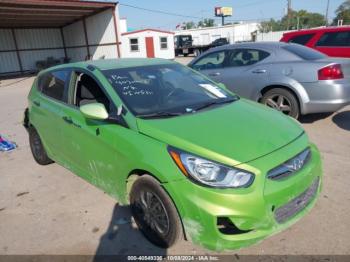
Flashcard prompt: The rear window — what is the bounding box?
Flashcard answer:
[316,31,350,47]
[288,33,315,45]
[282,44,326,60]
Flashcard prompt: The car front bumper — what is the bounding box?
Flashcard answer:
[163,140,323,251]
[301,79,350,114]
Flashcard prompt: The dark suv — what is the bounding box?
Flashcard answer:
[280,26,350,58]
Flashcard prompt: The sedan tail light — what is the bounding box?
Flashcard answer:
[318,64,344,80]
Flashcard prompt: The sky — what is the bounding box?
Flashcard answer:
[113,0,345,30]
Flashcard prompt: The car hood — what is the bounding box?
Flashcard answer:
[136,100,304,166]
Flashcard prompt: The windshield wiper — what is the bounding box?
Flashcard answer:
[137,111,183,119]
[193,97,238,112]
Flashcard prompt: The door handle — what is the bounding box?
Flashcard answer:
[33,101,40,107]
[208,72,221,76]
[252,69,267,74]
[62,116,73,124]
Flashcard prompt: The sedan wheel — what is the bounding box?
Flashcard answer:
[265,95,292,114]
[261,88,300,119]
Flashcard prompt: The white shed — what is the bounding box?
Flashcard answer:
[0,0,122,77]
[121,29,175,59]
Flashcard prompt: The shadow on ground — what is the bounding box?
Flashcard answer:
[332,110,350,131]
[299,112,333,124]
[94,204,166,261]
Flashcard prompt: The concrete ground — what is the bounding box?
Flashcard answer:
[0,60,350,256]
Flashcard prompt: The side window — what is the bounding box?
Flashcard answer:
[316,31,350,47]
[129,38,139,51]
[288,34,315,45]
[191,51,226,71]
[160,37,168,49]
[73,72,112,113]
[39,70,70,102]
[227,49,270,67]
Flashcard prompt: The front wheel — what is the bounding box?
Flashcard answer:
[130,175,183,248]
[261,88,300,119]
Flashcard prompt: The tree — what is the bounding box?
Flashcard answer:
[258,10,326,32]
[184,21,195,29]
[258,19,284,32]
[332,0,350,25]
[197,18,215,28]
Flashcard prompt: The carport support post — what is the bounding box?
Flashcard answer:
[11,29,23,74]
[112,6,121,58]
[60,27,68,59]
[82,18,91,59]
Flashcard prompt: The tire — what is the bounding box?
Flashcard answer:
[29,127,53,165]
[183,53,188,57]
[261,88,300,119]
[130,175,182,248]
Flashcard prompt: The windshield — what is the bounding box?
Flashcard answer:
[283,44,326,60]
[103,63,237,118]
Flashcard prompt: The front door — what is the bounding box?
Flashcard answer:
[145,37,155,58]
[59,71,123,195]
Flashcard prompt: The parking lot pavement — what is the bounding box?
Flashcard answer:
[0,74,349,256]
[174,56,193,65]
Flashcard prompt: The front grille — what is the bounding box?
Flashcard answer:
[274,177,319,224]
[267,148,311,180]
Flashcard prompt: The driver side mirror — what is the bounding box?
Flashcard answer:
[80,103,109,120]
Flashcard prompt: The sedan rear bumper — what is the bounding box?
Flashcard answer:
[301,80,350,114]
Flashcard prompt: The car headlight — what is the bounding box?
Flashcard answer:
[168,147,254,188]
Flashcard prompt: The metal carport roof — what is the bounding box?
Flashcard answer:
[0,0,117,28]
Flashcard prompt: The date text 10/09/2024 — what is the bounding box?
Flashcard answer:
[127,255,220,261]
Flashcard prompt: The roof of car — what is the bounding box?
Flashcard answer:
[282,26,350,36]
[43,58,176,73]
[211,41,289,52]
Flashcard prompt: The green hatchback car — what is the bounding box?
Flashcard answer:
[24,58,322,251]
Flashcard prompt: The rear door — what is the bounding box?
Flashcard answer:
[31,69,71,160]
[219,48,271,98]
[314,30,350,58]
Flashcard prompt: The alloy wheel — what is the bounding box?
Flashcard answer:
[134,190,170,236]
[264,94,292,115]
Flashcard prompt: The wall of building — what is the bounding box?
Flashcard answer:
[174,23,259,45]
[121,30,175,59]
[0,7,121,75]
[63,8,120,61]
[0,28,65,74]
[256,30,292,42]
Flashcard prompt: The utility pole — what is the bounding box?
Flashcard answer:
[325,0,330,26]
[286,0,292,30]
[297,16,300,30]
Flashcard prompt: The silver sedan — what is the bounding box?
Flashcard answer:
[188,42,350,118]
